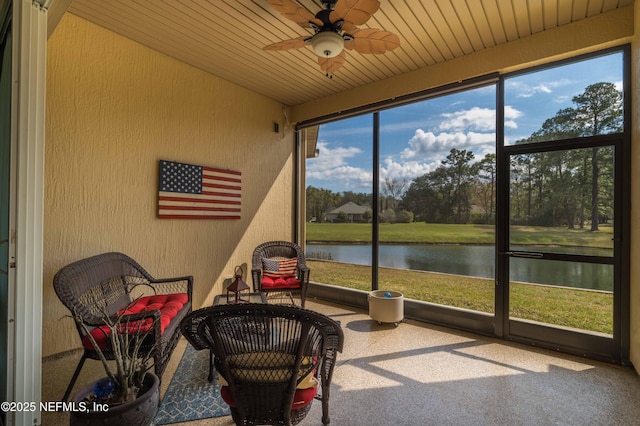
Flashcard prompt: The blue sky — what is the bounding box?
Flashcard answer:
[307,51,624,193]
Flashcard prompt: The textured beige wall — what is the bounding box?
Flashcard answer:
[43,14,295,357]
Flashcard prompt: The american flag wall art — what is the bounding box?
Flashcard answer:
[158,160,242,219]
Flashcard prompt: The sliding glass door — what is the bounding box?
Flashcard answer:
[502,140,621,357]
[499,48,629,360]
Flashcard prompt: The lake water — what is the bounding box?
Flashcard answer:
[306,244,613,291]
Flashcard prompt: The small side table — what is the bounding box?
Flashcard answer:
[207,292,267,381]
[213,292,267,306]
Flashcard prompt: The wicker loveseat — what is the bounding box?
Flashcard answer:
[53,252,193,401]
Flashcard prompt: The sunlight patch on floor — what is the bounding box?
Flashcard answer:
[454,343,596,373]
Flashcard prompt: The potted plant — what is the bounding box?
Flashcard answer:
[69,303,161,426]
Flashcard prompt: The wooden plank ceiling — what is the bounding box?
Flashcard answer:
[65,0,633,107]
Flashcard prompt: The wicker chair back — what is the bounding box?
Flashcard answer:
[181,303,344,426]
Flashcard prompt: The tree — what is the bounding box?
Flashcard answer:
[307,85,621,230]
[381,177,407,210]
[512,82,621,230]
[400,174,434,222]
[396,210,414,223]
[363,209,372,223]
[475,153,496,224]
[530,107,581,141]
[306,186,340,223]
[573,82,623,136]
[336,211,349,223]
[400,148,479,224]
[442,148,476,223]
[380,208,396,224]
[340,191,371,207]
[572,82,622,231]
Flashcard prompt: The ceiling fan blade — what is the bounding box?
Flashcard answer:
[340,21,357,33]
[345,29,400,54]
[263,36,309,51]
[267,0,321,28]
[318,51,346,75]
[332,0,380,27]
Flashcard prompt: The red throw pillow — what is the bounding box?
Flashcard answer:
[262,258,297,279]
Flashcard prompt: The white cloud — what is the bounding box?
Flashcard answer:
[401,129,446,160]
[439,107,496,132]
[553,95,570,104]
[381,120,431,133]
[380,157,435,183]
[400,129,494,161]
[504,105,523,129]
[308,105,506,191]
[507,78,573,98]
[307,141,372,190]
[306,165,372,190]
[437,105,522,131]
[535,83,552,94]
[381,133,495,185]
[614,80,623,92]
[307,142,361,170]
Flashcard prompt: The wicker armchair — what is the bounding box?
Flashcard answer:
[251,241,310,307]
[53,252,193,401]
[181,303,344,426]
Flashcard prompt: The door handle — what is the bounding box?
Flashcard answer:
[504,251,544,258]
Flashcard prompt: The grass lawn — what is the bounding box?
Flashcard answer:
[308,260,613,334]
[306,222,614,334]
[307,222,613,248]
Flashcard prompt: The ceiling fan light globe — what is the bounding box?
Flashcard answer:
[311,31,344,58]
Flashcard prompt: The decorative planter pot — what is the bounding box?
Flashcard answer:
[368,290,404,326]
[70,373,160,426]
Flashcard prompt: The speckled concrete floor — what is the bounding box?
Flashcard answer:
[42,299,640,426]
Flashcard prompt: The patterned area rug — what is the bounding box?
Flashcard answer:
[154,344,231,425]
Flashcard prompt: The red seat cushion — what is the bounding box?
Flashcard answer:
[220,385,317,410]
[261,276,301,289]
[82,293,188,350]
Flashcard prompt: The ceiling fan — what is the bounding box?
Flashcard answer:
[263,0,400,77]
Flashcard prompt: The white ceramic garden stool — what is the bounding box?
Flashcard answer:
[368,290,404,327]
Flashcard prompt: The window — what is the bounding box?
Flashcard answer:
[504,51,624,145]
[302,47,628,354]
[305,85,497,314]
